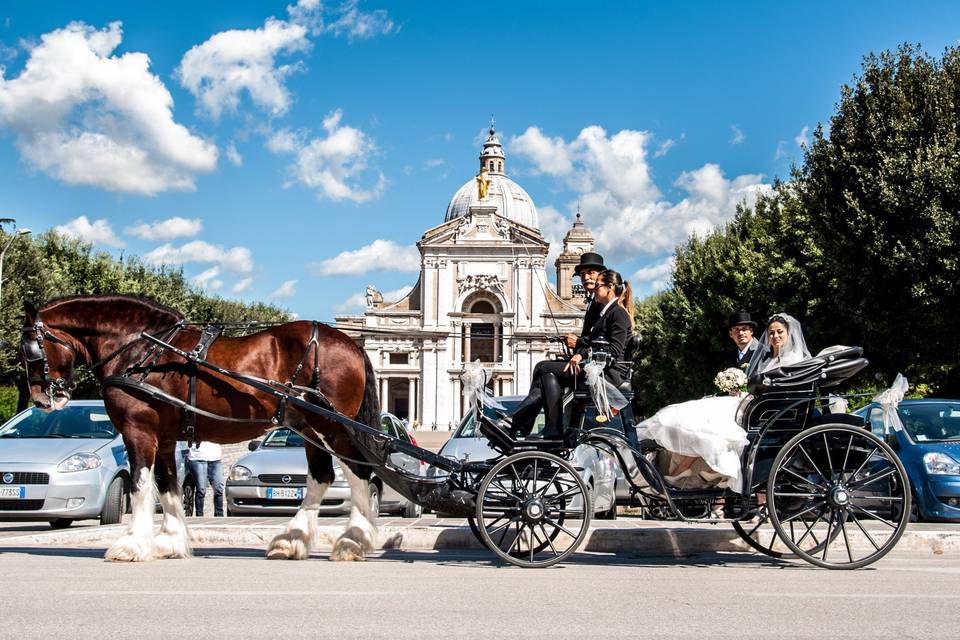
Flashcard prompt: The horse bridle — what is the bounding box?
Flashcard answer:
[21,314,79,401]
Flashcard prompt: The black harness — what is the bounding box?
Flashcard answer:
[21,318,79,403]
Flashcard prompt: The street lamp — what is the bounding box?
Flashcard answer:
[0,228,31,307]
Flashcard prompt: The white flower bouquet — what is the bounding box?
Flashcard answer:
[714,367,748,395]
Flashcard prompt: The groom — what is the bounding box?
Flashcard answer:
[727,311,758,368]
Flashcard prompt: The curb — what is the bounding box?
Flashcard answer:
[1,522,957,557]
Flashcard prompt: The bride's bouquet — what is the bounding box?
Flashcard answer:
[714,367,748,395]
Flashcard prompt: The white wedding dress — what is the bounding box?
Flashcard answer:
[637,313,811,494]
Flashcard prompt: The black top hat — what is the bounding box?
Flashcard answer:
[574,252,605,276]
[727,311,757,330]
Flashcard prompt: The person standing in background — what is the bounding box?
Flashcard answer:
[187,441,224,517]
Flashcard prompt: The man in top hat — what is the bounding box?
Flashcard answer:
[728,311,759,368]
[564,251,606,351]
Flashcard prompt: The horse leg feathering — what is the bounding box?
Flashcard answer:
[330,462,377,561]
[105,466,156,562]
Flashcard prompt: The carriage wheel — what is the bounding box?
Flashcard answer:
[475,451,591,568]
[767,424,911,569]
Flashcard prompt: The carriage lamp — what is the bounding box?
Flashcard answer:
[591,337,610,367]
[923,452,960,476]
[229,465,252,481]
[56,452,101,473]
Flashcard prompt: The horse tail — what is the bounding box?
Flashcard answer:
[356,350,381,432]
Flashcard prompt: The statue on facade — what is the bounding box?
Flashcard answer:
[365,284,383,307]
[476,167,490,200]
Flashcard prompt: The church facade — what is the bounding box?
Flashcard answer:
[335,124,596,430]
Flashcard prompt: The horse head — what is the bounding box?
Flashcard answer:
[21,300,80,411]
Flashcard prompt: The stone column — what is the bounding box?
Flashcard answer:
[380,377,389,413]
[408,378,417,423]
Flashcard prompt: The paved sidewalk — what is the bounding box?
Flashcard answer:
[1,515,957,556]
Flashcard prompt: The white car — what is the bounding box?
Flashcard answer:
[225,413,424,517]
[435,395,619,519]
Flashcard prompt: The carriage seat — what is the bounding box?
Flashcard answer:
[748,346,867,395]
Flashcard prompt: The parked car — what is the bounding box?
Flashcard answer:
[225,412,424,517]
[0,400,194,528]
[432,395,619,519]
[853,399,960,521]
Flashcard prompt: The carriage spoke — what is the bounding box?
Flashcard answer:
[542,516,579,540]
[780,500,826,524]
[491,479,524,503]
[781,466,828,491]
[841,435,854,475]
[848,511,882,551]
[773,492,822,498]
[849,504,899,529]
[848,467,897,491]
[539,523,559,556]
[496,517,518,548]
[839,513,854,563]
[797,444,828,486]
[821,510,836,561]
[849,494,902,502]
[794,508,826,547]
[537,467,562,497]
[744,516,766,538]
[544,484,583,506]
[823,433,834,478]
[848,446,880,481]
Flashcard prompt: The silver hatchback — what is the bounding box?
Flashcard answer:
[0,400,129,527]
[225,413,424,517]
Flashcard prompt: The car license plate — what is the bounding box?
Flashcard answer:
[266,487,302,500]
[0,486,25,499]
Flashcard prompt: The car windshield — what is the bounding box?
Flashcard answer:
[454,399,622,438]
[0,406,118,439]
[899,403,960,442]
[260,428,305,448]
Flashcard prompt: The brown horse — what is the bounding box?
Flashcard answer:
[20,295,381,562]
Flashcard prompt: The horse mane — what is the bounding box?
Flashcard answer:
[41,294,186,322]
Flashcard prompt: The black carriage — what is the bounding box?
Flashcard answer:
[437,344,912,568]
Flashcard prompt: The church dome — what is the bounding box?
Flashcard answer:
[444,121,539,229]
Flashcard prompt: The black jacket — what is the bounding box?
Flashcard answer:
[575,297,601,351]
[579,302,631,384]
[732,345,756,368]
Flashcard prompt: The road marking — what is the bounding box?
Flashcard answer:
[66,591,401,596]
[747,592,960,600]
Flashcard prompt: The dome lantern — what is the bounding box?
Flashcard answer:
[480,117,505,175]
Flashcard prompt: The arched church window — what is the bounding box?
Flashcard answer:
[488,160,495,172]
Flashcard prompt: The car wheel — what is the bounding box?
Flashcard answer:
[402,499,423,518]
[596,500,618,520]
[368,483,381,516]
[49,518,73,529]
[100,476,127,526]
[182,479,195,517]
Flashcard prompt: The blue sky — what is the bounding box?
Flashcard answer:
[1,1,957,321]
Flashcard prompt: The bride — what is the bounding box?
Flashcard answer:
[636,313,811,493]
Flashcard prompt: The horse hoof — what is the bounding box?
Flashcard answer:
[330,538,365,562]
[105,535,154,562]
[153,532,191,559]
[266,533,309,560]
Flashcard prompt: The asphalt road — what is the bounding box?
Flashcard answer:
[0,546,954,640]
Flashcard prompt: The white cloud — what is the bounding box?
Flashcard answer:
[225,142,243,166]
[729,125,745,145]
[794,125,810,148]
[311,239,419,276]
[335,284,413,312]
[177,18,310,120]
[271,279,297,298]
[0,22,217,195]
[125,216,203,241]
[292,0,395,40]
[54,215,125,248]
[143,240,253,273]
[653,138,676,158]
[232,277,253,294]
[271,109,385,202]
[192,266,223,291]
[424,158,445,168]
[511,124,771,262]
[631,257,675,292]
[510,127,574,176]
